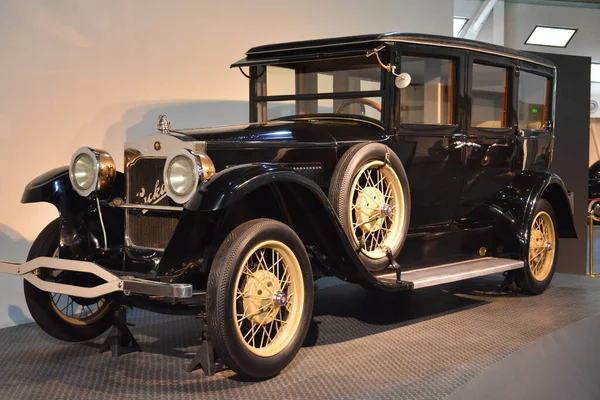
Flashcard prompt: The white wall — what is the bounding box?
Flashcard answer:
[0,0,453,328]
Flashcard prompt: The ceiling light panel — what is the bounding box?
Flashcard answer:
[525,25,577,48]
[592,63,600,83]
[453,18,469,37]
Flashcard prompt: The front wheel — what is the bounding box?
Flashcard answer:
[517,199,559,294]
[24,218,114,342]
[206,219,314,379]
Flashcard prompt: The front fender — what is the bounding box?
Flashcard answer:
[159,164,404,291]
[21,167,125,260]
[185,163,322,212]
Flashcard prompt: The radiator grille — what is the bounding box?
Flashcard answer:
[126,157,179,249]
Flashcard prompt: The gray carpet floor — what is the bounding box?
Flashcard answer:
[0,273,598,399]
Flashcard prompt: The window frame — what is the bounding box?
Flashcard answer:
[517,63,554,133]
[250,56,387,125]
[393,46,462,130]
[467,55,517,136]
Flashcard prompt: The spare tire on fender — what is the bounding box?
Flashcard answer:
[328,142,410,272]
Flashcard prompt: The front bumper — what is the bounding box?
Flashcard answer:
[0,257,192,299]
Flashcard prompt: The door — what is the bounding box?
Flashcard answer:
[457,55,519,224]
[392,45,466,227]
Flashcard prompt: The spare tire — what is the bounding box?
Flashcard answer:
[328,143,410,271]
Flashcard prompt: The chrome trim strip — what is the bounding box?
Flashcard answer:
[125,134,206,158]
[0,257,192,299]
[118,203,184,212]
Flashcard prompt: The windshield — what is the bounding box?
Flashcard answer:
[254,56,384,122]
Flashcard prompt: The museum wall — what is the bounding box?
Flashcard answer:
[533,53,590,276]
[0,0,453,328]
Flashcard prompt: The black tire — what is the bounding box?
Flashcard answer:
[24,218,114,342]
[206,219,314,379]
[517,199,559,295]
[329,143,410,271]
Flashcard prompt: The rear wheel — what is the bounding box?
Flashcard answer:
[517,200,558,295]
[24,219,114,342]
[207,219,314,379]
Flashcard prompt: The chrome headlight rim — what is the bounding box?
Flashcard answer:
[163,149,216,205]
[164,149,200,205]
[69,147,116,197]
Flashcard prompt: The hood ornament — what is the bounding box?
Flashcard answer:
[157,115,171,134]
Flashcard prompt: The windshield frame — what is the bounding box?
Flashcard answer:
[248,55,388,126]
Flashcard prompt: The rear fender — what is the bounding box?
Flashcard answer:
[158,164,400,290]
[489,171,576,260]
[21,167,125,259]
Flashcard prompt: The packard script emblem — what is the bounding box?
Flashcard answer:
[136,180,167,213]
[154,141,162,151]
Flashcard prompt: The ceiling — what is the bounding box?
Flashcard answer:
[506,0,600,8]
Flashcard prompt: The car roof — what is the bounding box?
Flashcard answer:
[232,32,554,70]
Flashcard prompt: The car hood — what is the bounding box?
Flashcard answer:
[169,118,385,148]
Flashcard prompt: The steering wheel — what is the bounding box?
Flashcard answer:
[335,98,382,114]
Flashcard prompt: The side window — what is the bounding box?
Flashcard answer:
[518,72,549,130]
[471,63,509,128]
[399,56,454,125]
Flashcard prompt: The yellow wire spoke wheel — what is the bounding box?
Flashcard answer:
[348,160,405,260]
[207,219,313,378]
[528,211,556,282]
[233,240,305,357]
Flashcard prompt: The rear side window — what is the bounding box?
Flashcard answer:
[471,63,509,128]
[398,56,455,125]
[518,72,550,130]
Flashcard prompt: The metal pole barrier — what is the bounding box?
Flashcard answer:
[589,210,600,278]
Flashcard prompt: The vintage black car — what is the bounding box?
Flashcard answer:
[589,160,600,223]
[0,33,576,379]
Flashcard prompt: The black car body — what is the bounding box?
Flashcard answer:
[0,33,576,378]
[589,160,600,221]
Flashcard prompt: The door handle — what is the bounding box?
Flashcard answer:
[450,141,482,150]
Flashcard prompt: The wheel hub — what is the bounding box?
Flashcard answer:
[355,187,387,232]
[272,291,288,307]
[531,229,545,249]
[241,269,282,325]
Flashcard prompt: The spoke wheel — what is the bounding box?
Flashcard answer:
[528,211,555,282]
[47,248,111,326]
[24,218,115,342]
[349,160,405,259]
[516,199,559,295]
[207,219,314,379]
[234,241,304,357]
[329,143,410,271]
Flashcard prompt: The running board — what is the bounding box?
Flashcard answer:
[376,257,523,289]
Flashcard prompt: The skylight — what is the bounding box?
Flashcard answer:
[592,63,600,83]
[453,18,468,37]
[525,25,577,48]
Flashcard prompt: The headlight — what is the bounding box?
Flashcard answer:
[69,147,116,197]
[164,149,215,204]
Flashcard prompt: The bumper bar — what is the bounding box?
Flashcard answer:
[0,257,192,299]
